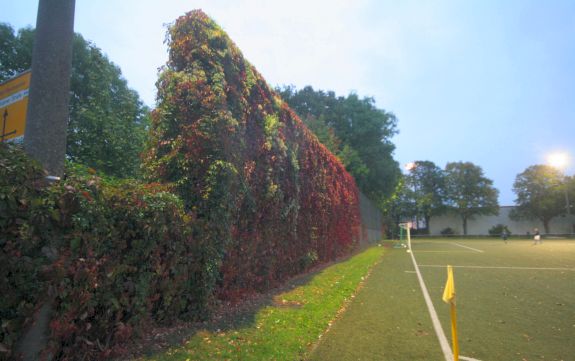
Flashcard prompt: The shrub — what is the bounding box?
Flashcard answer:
[45,174,201,359]
[440,227,456,236]
[0,144,50,360]
[488,224,511,236]
[1,144,204,360]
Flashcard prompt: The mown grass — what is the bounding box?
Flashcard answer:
[141,246,384,361]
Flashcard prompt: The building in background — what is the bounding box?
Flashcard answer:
[429,206,574,236]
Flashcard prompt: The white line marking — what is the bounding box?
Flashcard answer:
[460,356,483,361]
[418,265,575,271]
[451,242,484,253]
[414,251,471,253]
[407,240,452,361]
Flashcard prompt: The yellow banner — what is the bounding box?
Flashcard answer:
[0,71,31,142]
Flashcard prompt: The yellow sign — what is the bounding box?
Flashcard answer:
[0,71,31,143]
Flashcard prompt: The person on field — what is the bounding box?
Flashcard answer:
[533,228,541,245]
[501,229,508,243]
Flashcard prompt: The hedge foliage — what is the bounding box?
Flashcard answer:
[1,144,50,359]
[1,144,203,360]
[144,10,361,299]
[1,9,362,360]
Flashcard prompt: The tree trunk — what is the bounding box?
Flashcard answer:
[543,219,550,234]
[24,0,76,177]
[424,215,431,235]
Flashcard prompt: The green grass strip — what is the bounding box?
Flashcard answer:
[142,246,384,361]
[309,244,445,361]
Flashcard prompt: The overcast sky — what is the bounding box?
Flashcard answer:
[2,0,574,205]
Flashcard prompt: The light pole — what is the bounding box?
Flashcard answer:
[548,152,572,233]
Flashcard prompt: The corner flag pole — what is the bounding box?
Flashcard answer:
[442,265,459,361]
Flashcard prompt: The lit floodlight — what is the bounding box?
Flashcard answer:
[405,162,416,171]
[547,152,569,171]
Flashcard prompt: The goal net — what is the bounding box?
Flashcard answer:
[396,222,411,250]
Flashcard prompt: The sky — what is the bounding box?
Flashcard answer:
[2,0,574,205]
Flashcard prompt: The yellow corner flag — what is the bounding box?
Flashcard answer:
[442,265,456,304]
[442,265,459,361]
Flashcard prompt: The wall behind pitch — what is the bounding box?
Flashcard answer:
[359,191,383,244]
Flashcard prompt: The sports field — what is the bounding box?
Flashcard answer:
[310,238,575,361]
[412,238,575,361]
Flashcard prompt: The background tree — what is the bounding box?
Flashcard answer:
[381,177,415,238]
[444,161,499,235]
[278,85,400,206]
[568,175,575,213]
[0,24,34,80]
[405,160,446,233]
[567,175,575,233]
[0,23,149,178]
[510,165,567,233]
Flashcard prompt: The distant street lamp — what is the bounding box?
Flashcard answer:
[547,152,572,233]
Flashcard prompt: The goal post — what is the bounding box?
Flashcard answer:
[397,222,412,250]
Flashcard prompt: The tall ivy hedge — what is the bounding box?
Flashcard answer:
[144,10,361,299]
[1,9,362,360]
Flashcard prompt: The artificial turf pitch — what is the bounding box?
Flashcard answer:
[309,238,575,361]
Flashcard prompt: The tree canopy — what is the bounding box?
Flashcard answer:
[0,23,149,178]
[404,160,446,231]
[380,177,415,237]
[444,161,499,235]
[278,85,400,206]
[510,165,568,233]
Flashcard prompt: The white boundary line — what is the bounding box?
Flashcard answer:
[460,356,482,361]
[407,239,484,361]
[451,242,484,253]
[418,264,575,271]
[415,251,472,253]
[407,239,453,361]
